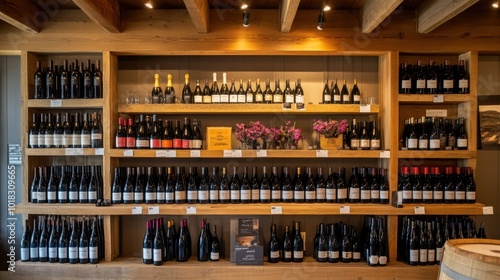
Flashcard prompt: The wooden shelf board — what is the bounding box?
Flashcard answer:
[117,103,380,115]
[16,203,106,215]
[109,149,384,159]
[14,258,439,280]
[397,203,486,215]
[398,94,471,104]
[26,99,104,108]
[398,150,475,159]
[26,148,104,156]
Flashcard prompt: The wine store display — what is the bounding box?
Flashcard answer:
[398,60,469,94]
[28,112,103,149]
[397,216,486,266]
[34,59,103,99]
[398,166,476,204]
[321,79,361,104]
[115,115,202,149]
[111,165,389,204]
[20,215,104,264]
[30,165,104,204]
[400,116,467,150]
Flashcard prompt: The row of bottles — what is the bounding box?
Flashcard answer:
[30,165,104,204]
[398,216,486,266]
[399,60,469,94]
[344,119,381,150]
[401,116,467,150]
[321,79,361,104]
[20,215,105,264]
[115,115,202,149]
[29,112,103,149]
[268,221,304,263]
[34,59,102,99]
[398,166,476,204]
[111,165,389,205]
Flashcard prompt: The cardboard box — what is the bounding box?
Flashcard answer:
[206,127,232,150]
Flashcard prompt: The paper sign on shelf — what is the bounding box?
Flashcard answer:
[123,150,134,157]
[483,206,494,215]
[433,95,444,103]
[256,150,268,157]
[148,206,159,215]
[359,105,371,112]
[316,150,329,158]
[166,150,177,157]
[132,206,142,215]
[271,206,282,214]
[187,206,197,214]
[190,150,201,157]
[414,206,425,214]
[94,148,104,155]
[156,150,167,157]
[50,100,62,107]
[379,151,390,158]
[223,150,242,158]
[340,206,350,214]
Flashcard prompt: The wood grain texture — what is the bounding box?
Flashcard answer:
[182,0,209,33]
[361,0,403,33]
[417,0,479,33]
[0,0,41,33]
[280,0,300,33]
[72,0,121,33]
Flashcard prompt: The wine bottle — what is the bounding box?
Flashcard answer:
[456,117,468,150]
[422,167,433,204]
[369,168,380,204]
[411,167,422,204]
[58,219,68,263]
[187,166,198,204]
[182,117,192,149]
[29,113,39,148]
[351,79,361,104]
[401,166,412,204]
[359,168,370,204]
[238,167,250,203]
[292,222,304,262]
[315,167,326,203]
[441,60,454,94]
[273,80,283,103]
[78,166,89,203]
[44,113,54,148]
[153,219,164,266]
[151,74,162,104]
[71,60,81,98]
[210,225,220,261]
[121,167,134,204]
[432,167,444,203]
[160,120,173,149]
[172,120,183,149]
[219,167,230,203]
[254,79,263,103]
[92,60,102,98]
[426,222,435,265]
[80,113,91,148]
[457,60,469,93]
[293,167,304,203]
[164,74,175,104]
[322,80,331,104]
[341,224,352,263]
[283,79,294,106]
[230,167,241,204]
[444,167,455,204]
[282,225,293,262]
[370,120,381,150]
[53,113,63,148]
[379,168,389,204]
[198,219,209,261]
[111,167,122,204]
[209,73,220,103]
[67,219,79,264]
[350,119,360,150]
[209,167,220,204]
[341,80,350,104]
[30,167,39,203]
[408,220,419,266]
[325,167,336,203]
[47,166,58,203]
[38,217,48,262]
[251,166,260,203]
[229,79,238,103]
[123,118,135,148]
[359,121,370,150]
[245,79,254,103]
[414,60,426,94]
[399,63,412,93]
[294,79,305,109]
[264,79,273,103]
[21,219,31,262]
[268,223,280,263]
[175,166,186,203]
[220,73,229,103]
[177,219,190,262]
[378,218,388,266]
[37,166,48,203]
[270,166,281,202]
[368,217,379,266]
[237,79,246,103]
[37,113,46,148]
[78,219,89,264]
[317,223,328,262]
[82,60,92,98]
[352,227,361,263]
[90,113,102,148]
[163,167,174,204]
[197,167,209,204]
[45,60,56,99]
[426,60,438,94]
[89,219,99,264]
[454,167,466,203]
[331,80,341,104]
[337,167,348,203]
[34,60,44,99]
[465,167,476,204]
[202,79,212,104]
[29,218,40,262]
[328,224,340,263]
[180,74,192,103]
[419,221,428,266]
[145,167,157,204]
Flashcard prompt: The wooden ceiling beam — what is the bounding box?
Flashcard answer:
[182,0,209,33]
[280,0,301,33]
[0,0,41,33]
[362,0,403,33]
[417,0,479,34]
[72,0,121,33]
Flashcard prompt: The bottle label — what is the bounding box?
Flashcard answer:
[39,247,48,258]
[260,190,270,200]
[255,94,263,102]
[353,95,360,102]
[112,192,122,202]
[157,192,165,202]
[419,139,428,149]
[343,94,350,102]
[416,80,426,89]
[21,248,29,261]
[412,190,422,200]
[123,192,134,202]
[305,190,315,200]
[150,139,161,148]
[192,139,203,149]
[407,139,418,149]
[369,255,379,265]
[434,190,443,200]
[30,247,39,258]
[153,248,162,262]
[69,191,78,200]
[81,134,91,146]
[380,190,389,199]
[72,134,81,146]
[38,134,45,146]
[89,190,97,200]
[182,139,190,149]
[37,191,46,202]
[211,252,220,260]
[445,191,455,200]
[293,251,303,259]
[203,95,212,103]
[379,256,388,265]
[229,95,238,103]
[161,139,173,149]
[194,95,203,103]
[146,192,157,201]
[419,249,428,263]
[136,139,149,148]
[68,247,78,260]
[423,190,433,200]
[219,190,229,200]
[455,191,465,200]
[430,139,440,149]
[401,80,411,89]
[134,192,143,201]
[337,189,347,200]
[342,251,352,259]
[316,188,325,200]
[143,248,152,260]
[91,133,102,140]
[409,249,419,262]
[427,79,437,89]
[126,137,136,148]
[466,191,476,200]
[457,139,468,148]
[89,246,98,259]
[370,139,380,149]
[238,95,246,103]
[361,190,371,200]
[173,139,182,149]
[272,190,281,200]
[187,190,198,201]
[350,139,360,148]
[273,95,283,103]
[326,189,337,200]
[45,134,54,146]
[175,191,185,200]
[246,94,254,103]
[436,247,444,261]
[371,190,380,199]
[333,95,341,102]
[295,95,304,104]
[165,192,174,202]
[270,251,280,258]
[285,251,292,259]
[360,139,370,148]
[264,94,272,102]
[58,247,67,259]
[79,191,88,200]
[251,189,259,200]
[212,94,221,103]
[210,190,219,201]
[54,134,62,146]
[231,190,240,200]
[282,190,293,200]
[324,95,331,102]
[285,95,294,103]
[428,249,435,263]
[294,190,304,200]
[318,251,328,259]
[116,136,126,148]
[79,247,88,259]
[353,252,361,260]
[402,190,412,200]
[443,80,454,89]
[329,251,339,259]
[459,79,468,89]
[47,191,56,201]
[30,134,38,147]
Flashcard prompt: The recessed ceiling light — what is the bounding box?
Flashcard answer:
[241,3,248,10]
[323,5,331,12]
[492,2,499,8]
[145,2,153,9]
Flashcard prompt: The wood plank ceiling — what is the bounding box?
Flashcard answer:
[0,0,496,35]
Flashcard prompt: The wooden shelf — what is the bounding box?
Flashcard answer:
[26,148,104,156]
[398,94,471,104]
[117,103,380,115]
[26,99,104,108]
[14,258,439,280]
[16,203,107,215]
[109,149,385,159]
[397,203,487,215]
[398,150,475,159]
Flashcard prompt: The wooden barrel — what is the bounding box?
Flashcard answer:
[438,239,500,280]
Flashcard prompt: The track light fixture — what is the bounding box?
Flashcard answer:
[323,5,331,12]
[493,1,499,8]
[145,1,153,9]
[317,10,325,30]
[243,10,250,27]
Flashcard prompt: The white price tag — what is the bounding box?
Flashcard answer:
[414,206,425,214]
[166,150,177,158]
[379,151,390,158]
[75,148,83,155]
[256,149,268,157]
[316,150,329,158]
[156,150,167,157]
[132,206,142,215]
[224,150,242,158]
[271,206,283,214]
[360,105,371,112]
[94,148,104,155]
[148,206,159,215]
[65,148,77,155]
[187,206,197,214]
[123,150,134,157]
[483,206,494,215]
[233,150,242,158]
[50,99,62,107]
[340,206,350,214]
[223,150,233,157]
[190,150,201,157]
[433,95,444,103]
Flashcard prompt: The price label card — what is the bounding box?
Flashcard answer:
[379,151,391,158]
[50,99,62,107]
[433,95,444,103]
[223,150,233,157]
[271,206,283,214]
[483,206,494,215]
[359,105,371,113]
[65,148,77,156]
[256,149,268,157]
[132,206,142,215]
[190,150,201,157]
[316,150,329,158]
[340,206,350,214]
[186,206,197,214]
[156,150,167,157]
[123,150,134,157]
[166,150,177,158]
[233,150,242,158]
[148,206,159,215]
[94,148,104,155]
[414,206,425,214]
